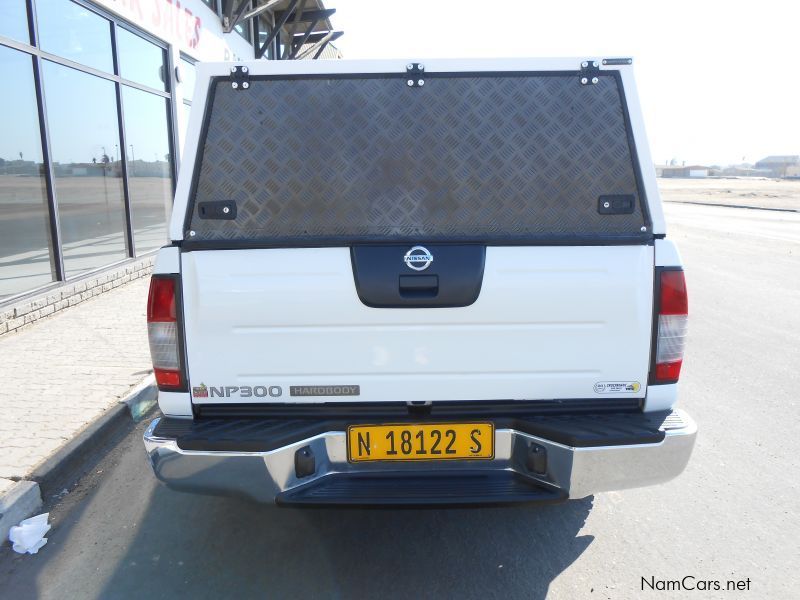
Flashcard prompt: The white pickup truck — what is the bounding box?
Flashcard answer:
[143,57,696,506]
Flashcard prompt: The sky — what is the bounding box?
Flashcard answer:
[332,0,799,166]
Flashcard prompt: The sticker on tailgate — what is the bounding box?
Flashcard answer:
[594,381,641,394]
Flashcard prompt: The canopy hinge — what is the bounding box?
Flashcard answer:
[579,60,600,85]
[405,62,425,88]
[230,65,250,91]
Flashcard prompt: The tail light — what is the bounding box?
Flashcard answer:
[652,269,688,384]
[147,275,186,391]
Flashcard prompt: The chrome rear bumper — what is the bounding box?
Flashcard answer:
[143,409,696,504]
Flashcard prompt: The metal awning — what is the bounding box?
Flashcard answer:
[222,0,343,60]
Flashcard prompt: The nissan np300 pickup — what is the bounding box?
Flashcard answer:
[143,57,696,506]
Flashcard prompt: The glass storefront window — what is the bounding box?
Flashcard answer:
[179,101,191,149]
[179,59,196,151]
[42,60,127,276]
[223,1,251,41]
[180,58,196,103]
[0,0,30,44]
[1,4,186,301]
[121,86,172,254]
[116,28,167,92]
[234,22,251,42]
[0,46,55,300]
[38,0,114,74]
[258,28,272,57]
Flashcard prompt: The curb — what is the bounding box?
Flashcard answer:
[0,481,42,547]
[1,376,158,547]
[123,375,158,421]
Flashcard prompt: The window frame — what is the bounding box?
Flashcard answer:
[0,0,177,305]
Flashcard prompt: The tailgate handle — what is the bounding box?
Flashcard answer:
[399,274,439,298]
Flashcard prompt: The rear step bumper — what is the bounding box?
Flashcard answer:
[278,471,566,507]
[143,409,696,506]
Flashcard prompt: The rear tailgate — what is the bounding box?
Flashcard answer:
[182,245,652,403]
[177,59,656,406]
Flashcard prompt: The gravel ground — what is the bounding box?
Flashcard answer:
[658,177,800,212]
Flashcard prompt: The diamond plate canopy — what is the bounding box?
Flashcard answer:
[187,73,647,242]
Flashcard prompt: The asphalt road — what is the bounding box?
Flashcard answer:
[2,202,799,600]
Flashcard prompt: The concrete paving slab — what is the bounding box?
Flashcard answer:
[0,277,152,480]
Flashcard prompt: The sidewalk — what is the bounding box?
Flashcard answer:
[0,277,154,511]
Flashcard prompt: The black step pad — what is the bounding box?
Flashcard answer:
[276,471,566,507]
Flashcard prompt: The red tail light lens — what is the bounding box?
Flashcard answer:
[653,269,688,384]
[147,276,185,390]
[153,367,182,388]
[147,276,176,322]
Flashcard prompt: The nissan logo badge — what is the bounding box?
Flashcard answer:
[404,246,433,271]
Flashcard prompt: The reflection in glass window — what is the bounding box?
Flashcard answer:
[0,47,55,300]
[38,0,113,73]
[179,102,191,150]
[116,28,166,92]
[122,86,173,254]
[258,26,272,57]
[223,1,251,41]
[180,58,197,102]
[0,0,30,44]
[234,21,251,42]
[42,61,127,276]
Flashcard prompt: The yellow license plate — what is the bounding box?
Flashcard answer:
[347,422,494,462]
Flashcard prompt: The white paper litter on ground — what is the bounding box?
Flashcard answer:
[8,513,51,554]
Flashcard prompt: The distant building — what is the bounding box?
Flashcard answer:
[659,165,710,178]
[720,166,771,177]
[754,155,800,178]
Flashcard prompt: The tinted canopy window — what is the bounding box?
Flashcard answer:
[187,73,648,243]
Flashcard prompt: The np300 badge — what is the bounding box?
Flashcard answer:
[404,246,433,271]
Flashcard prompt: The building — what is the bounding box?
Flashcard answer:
[754,155,800,178]
[658,165,710,178]
[719,165,771,178]
[0,0,342,312]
